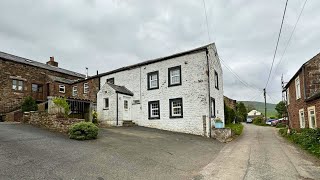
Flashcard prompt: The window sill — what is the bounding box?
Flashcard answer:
[147,87,159,90]
[103,108,109,110]
[168,83,182,87]
[170,116,183,119]
[148,117,160,120]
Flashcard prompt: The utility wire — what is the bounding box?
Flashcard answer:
[202,0,211,42]
[271,0,308,81]
[265,0,289,89]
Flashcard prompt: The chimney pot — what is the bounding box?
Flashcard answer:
[46,56,58,67]
[50,56,54,62]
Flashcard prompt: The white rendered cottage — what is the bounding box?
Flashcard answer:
[97,43,224,137]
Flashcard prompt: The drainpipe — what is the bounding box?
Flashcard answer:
[116,93,119,126]
[206,49,212,138]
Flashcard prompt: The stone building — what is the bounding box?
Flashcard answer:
[224,96,237,111]
[284,53,320,129]
[0,52,98,121]
[96,43,224,136]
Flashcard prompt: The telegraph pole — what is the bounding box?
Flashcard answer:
[264,88,267,122]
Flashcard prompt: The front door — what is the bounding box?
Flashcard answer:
[123,97,131,120]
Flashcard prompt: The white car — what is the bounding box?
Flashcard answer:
[246,118,253,123]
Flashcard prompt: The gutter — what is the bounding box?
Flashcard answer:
[206,49,212,138]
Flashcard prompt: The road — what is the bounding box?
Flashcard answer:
[197,123,320,180]
[0,123,224,180]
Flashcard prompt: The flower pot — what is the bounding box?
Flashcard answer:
[215,121,223,129]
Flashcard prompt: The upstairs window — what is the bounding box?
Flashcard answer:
[107,78,114,84]
[73,86,78,96]
[214,71,219,89]
[59,85,65,93]
[147,71,159,90]
[169,98,183,118]
[168,66,181,87]
[84,83,89,94]
[32,84,43,93]
[148,100,160,119]
[295,76,301,99]
[12,79,23,91]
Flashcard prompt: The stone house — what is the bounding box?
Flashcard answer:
[284,53,320,130]
[224,96,237,111]
[96,43,224,136]
[0,52,98,121]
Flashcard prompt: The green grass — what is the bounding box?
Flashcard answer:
[226,123,244,136]
[240,101,277,117]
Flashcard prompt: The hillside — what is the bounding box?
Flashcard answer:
[240,101,277,117]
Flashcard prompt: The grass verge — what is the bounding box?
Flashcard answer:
[279,128,320,158]
[226,123,244,136]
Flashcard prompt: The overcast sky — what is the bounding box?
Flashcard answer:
[0,0,319,103]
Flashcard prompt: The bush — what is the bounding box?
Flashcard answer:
[69,122,99,140]
[276,123,286,128]
[92,110,98,124]
[279,128,320,158]
[21,96,38,112]
[226,123,244,136]
[253,116,267,126]
[53,97,70,117]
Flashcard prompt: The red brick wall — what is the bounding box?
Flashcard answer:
[70,78,99,102]
[0,58,83,114]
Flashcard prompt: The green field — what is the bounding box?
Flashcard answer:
[240,101,277,118]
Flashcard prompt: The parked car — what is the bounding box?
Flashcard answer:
[246,118,253,123]
[266,119,276,125]
[271,119,279,126]
[271,118,288,126]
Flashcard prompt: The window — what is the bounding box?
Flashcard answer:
[104,98,109,109]
[84,83,89,94]
[299,109,305,128]
[211,97,216,117]
[295,77,301,99]
[214,71,219,89]
[72,86,78,96]
[59,85,65,93]
[169,98,183,118]
[148,101,160,119]
[32,84,43,93]
[107,78,114,84]
[147,71,159,90]
[124,100,128,110]
[287,88,290,105]
[168,66,181,86]
[12,79,23,91]
[308,106,317,128]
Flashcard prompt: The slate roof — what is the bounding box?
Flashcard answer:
[0,51,85,78]
[108,83,134,96]
[48,75,80,84]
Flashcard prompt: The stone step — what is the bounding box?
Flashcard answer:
[122,120,137,127]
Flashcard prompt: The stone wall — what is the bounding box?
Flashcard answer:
[23,111,84,133]
[224,96,237,110]
[71,78,100,103]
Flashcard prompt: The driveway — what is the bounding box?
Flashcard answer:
[197,123,320,180]
[0,123,224,180]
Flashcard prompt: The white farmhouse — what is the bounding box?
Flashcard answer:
[248,110,262,117]
[97,43,224,137]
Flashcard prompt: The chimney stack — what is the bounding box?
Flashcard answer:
[46,56,58,67]
[85,67,88,79]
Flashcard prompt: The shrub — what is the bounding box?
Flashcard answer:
[92,110,98,124]
[226,123,244,136]
[276,123,286,128]
[53,97,70,117]
[253,116,267,126]
[69,122,99,140]
[21,96,38,112]
[279,128,320,158]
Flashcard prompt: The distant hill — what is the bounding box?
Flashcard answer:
[240,101,277,118]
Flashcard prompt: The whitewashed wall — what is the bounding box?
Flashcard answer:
[98,44,224,136]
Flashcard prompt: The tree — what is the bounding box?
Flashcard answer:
[275,101,287,118]
[246,104,255,113]
[236,102,247,122]
[21,96,38,112]
[224,103,236,124]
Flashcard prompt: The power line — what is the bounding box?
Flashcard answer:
[265,0,289,89]
[202,0,211,42]
[271,0,308,81]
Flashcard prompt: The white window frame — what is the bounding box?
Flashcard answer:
[148,101,160,119]
[299,109,305,128]
[83,83,89,94]
[168,66,181,86]
[148,72,158,89]
[170,98,183,118]
[307,106,317,128]
[295,77,301,99]
[72,86,78,96]
[59,85,65,93]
